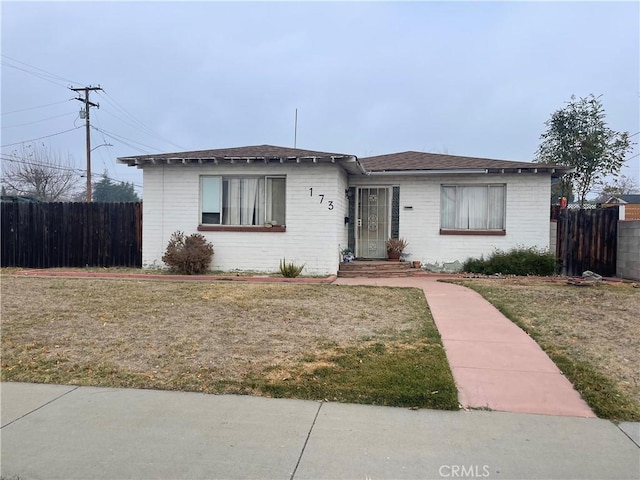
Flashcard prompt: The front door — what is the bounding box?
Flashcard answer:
[356,187,390,258]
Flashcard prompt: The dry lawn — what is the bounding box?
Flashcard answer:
[459,277,640,419]
[1,275,456,408]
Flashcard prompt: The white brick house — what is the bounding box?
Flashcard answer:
[118,145,568,275]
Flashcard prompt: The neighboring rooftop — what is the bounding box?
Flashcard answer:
[604,194,640,204]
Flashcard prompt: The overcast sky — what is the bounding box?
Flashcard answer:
[2,1,639,197]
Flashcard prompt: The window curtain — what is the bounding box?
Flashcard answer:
[441,186,456,229]
[214,177,289,226]
[266,178,286,225]
[487,185,505,229]
[466,186,488,229]
[224,179,241,225]
[441,185,505,230]
[240,178,260,225]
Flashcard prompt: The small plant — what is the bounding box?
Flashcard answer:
[463,247,556,276]
[341,247,355,263]
[385,238,409,254]
[279,258,305,278]
[386,237,408,260]
[162,231,214,275]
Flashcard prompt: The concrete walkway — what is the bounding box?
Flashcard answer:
[334,276,595,417]
[1,382,638,480]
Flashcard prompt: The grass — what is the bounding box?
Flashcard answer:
[453,277,640,422]
[1,275,458,410]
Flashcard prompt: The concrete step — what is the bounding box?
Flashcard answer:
[338,270,414,278]
[339,261,411,271]
[337,261,419,278]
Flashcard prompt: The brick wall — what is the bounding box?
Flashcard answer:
[349,173,552,266]
[142,163,347,275]
[623,205,640,221]
[617,220,640,281]
[142,166,555,274]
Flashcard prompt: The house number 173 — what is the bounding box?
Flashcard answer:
[309,188,334,210]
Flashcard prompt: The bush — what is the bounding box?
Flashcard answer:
[279,258,305,278]
[162,231,214,275]
[463,247,556,276]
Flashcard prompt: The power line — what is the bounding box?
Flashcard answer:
[1,54,81,85]
[92,126,159,153]
[1,99,75,116]
[1,61,70,89]
[1,111,77,129]
[0,127,82,148]
[1,154,82,174]
[98,107,180,150]
[1,154,143,188]
[91,114,118,176]
[97,90,187,150]
[92,131,151,155]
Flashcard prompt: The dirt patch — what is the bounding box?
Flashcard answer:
[1,276,426,384]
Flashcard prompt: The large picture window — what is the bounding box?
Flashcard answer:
[440,184,505,231]
[201,176,286,226]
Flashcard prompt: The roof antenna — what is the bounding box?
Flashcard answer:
[294,108,298,149]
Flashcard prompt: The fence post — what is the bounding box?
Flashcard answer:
[561,209,569,276]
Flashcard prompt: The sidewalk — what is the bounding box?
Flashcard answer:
[334,276,595,417]
[1,382,638,480]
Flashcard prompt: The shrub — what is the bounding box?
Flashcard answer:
[385,238,409,254]
[279,258,305,278]
[463,247,556,276]
[162,231,214,275]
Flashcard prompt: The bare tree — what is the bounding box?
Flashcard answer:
[592,175,640,203]
[1,143,82,201]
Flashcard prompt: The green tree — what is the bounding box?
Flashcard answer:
[93,173,140,202]
[535,94,633,208]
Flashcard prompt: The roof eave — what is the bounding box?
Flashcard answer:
[367,168,490,176]
[117,154,361,171]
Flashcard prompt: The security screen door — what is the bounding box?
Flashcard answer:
[356,187,390,258]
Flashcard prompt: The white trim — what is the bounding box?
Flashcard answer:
[367,169,489,176]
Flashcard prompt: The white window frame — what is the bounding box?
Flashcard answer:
[200,175,286,226]
[440,184,506,231]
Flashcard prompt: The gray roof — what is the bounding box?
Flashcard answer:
[360,151,570,175]
[604,194,640,204]
[118,145,571,177]
[118,144,365,174]
[118,145,353,164]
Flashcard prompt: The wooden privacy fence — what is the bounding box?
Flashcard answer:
[555,206,618,277]
[1,202,142,268]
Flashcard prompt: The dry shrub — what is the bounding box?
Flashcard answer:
[162,231,213,274]
[279,258,305,278]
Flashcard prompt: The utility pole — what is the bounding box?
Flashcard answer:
[70,85,102,202]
